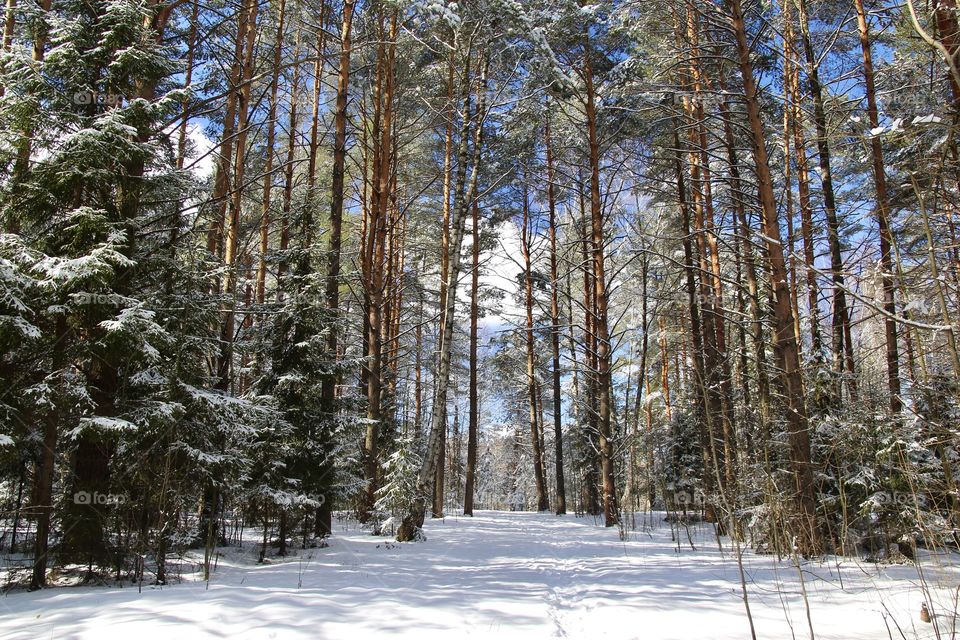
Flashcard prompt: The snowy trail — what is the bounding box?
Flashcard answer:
[1,511,955,639]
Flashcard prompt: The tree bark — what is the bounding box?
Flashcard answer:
[854,0,902,414]
[728,0,819,554]
[521,175,550,512]
[207,0,250,258]
[464,197,480,516]
[782,1,825,362]
[671,118,715,516]
[256,0,286,307]
[794,0,858,400]
[583,43,618,526]
[30,316,66,590]
[315,0,354,537]
[321,0,354,411]
[2,0,15,52]
[717,89,771,425]
[217,0,258,391]
[362,10,397,517]
[545,112,567,515]
[277,29,302,285]
[578,195,601,517]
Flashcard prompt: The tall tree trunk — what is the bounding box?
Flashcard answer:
[583,43,618,527]
[320,0,354,409]
[685,8,738,494]
[207,0,250,257]
[433,414,446,517]
[399,48,488,541]
[439,50,455,337]
[521,175,550,513]
[717,88,771,425]
[659,317,672,422]
[795,0,858,400]
[175,0,199,173]
[30,316,66,590]
[2,0,15,52]
[316,0,354,537]
[256,0,286,307]
[217,0,259,392]
[545,112,567,515]
[630,253,651,511]
[305,0,328,232]
[783,1,825,363]
[362,11,397,517]
[277,28,302,285]
[728,0,819,554]
[12,0,51,179]
[433,48,457,519]
[464,198,480,516]
[578,181,601,517]
[671,118,715,517]
[782,91,803,353]
[414,288,424,439]
[854,0,902,414]
[562,228,588,515]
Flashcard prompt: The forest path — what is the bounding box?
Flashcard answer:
[0,510,953,639]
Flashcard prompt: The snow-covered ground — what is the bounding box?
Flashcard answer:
[1,511,957,639]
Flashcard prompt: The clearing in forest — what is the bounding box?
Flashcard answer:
[0,511,955,639]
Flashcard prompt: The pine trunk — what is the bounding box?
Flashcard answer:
[545,113,567,515]
[583,44,618,527]
[464,197,480,516]
[728,0,819,554]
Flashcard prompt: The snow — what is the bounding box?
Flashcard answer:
[912,114,944,126]
[66,416,139,439]
[904,297,930,315]
[1,511,955,639]
[36,228,133,286]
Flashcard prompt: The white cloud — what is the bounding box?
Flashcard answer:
[164,120,215,179]
[476,221,526,331]
[183,122,216,178]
